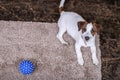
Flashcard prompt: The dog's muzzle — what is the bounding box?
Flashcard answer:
[85,36,90,41]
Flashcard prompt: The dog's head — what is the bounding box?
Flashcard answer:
[78,21,101,41]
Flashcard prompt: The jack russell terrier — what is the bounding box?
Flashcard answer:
[57,0,100,65]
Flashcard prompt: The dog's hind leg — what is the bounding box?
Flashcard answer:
[57,26,68,45]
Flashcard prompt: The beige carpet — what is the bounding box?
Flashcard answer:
[0,21,101,80]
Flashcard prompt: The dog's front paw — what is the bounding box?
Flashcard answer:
[78,59,84,65]
[62,42,69,45]
[63,42,70,46]
[93,59,99,65]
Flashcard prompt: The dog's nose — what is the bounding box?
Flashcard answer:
[85,36,90,41]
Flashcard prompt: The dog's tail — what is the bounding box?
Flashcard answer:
[59,0,65,13]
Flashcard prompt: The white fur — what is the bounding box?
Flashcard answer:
[59,0,65,8]
[57,0,99,65]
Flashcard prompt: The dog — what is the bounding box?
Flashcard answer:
[57,0,100,65]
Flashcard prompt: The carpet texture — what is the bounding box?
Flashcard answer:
[0,21,101,80]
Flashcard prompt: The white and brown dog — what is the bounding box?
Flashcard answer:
[57,0,100,65]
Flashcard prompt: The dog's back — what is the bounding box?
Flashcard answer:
[58,0,85,28]
[58,0,85,39]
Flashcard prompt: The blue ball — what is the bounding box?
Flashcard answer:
[19,60,35,75]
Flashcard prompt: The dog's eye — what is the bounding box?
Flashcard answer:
[91,29,94,33]
[91,29,96,36]
[84,28,86,32]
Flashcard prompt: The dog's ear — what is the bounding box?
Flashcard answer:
[77,21,87,31]
[92,22,101,34]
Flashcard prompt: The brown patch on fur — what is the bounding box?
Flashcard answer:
[92,22,101,35]
[59,7,63,13]
[77,21,87,33]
